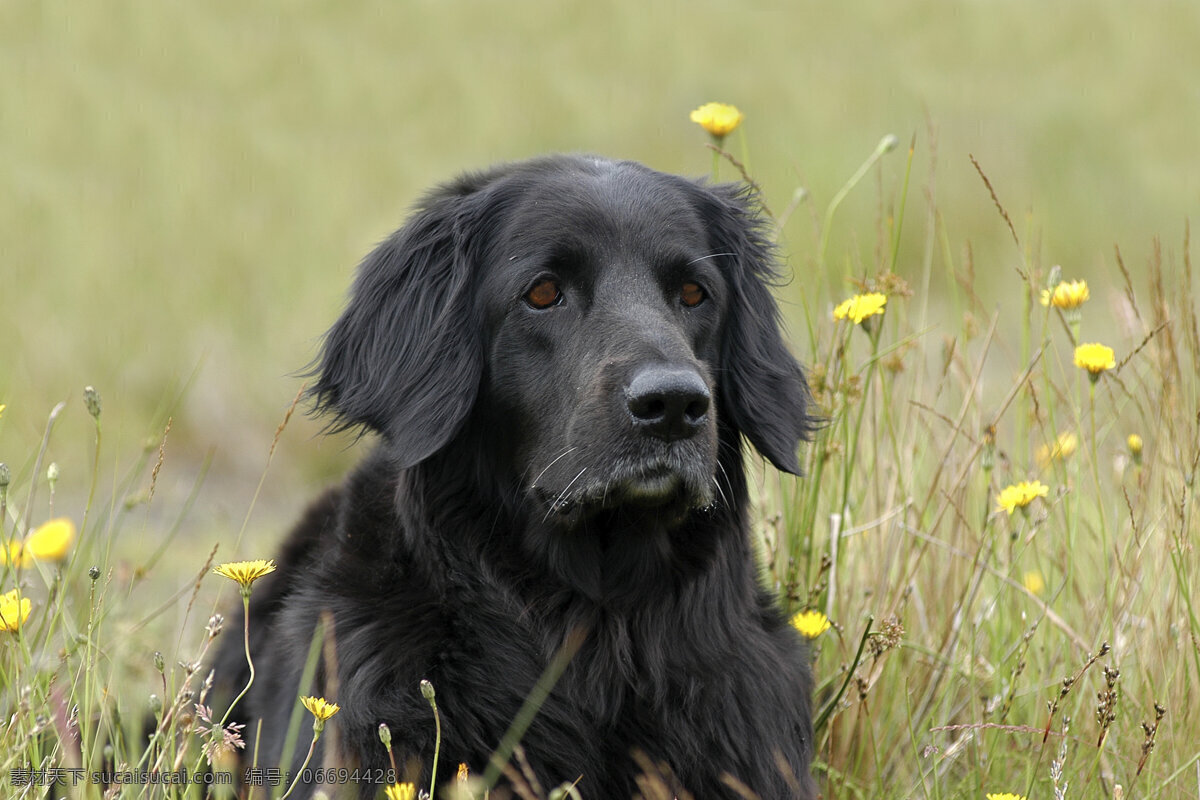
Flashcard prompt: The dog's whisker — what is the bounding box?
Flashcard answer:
[543,467,588,522]
[528,446,579,489]
[715,459,734,507]
[711,473,729,510]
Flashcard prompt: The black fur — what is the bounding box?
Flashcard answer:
[214,155,818,799]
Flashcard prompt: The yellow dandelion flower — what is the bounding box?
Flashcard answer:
[1039,279,1089,310]
[1074,343,1116,375]
[1,542,21,567]
[1021,571,1045,596]
[0,588,32,633]
[689,102,744,139]
[300,695,340,722]
[457,763,470,785]
[2,518,76,568]
[25,518,75,562]
[985,794,1027,800]
[833,292,887,325]
[790,609,832,639]
[213,559,276,594]
[1036,432,1078,468]
[300,695,340,736]
[996,480,1049,515]
[384,783,416,800]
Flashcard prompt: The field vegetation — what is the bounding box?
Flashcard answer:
[2,2,1198,798]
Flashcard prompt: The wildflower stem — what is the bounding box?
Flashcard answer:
[220,594,256,727]
[795,426,831,597]
[814,615,874,733]
[423,680,442,798]
[78,567,101,774]
[81,411,102,550]
[1086,381,1114,631]
[818,134,898,269]
[22,401,66,539]
[1019,270,1033,464]
[888,134,916,274]
[737,127,750,177]
[835,323,885,604]
[278,733,320,800]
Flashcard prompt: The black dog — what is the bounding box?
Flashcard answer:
[214,155,817,799]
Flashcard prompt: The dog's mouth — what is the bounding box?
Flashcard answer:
[619,463,684,502]
[533,457,716,522]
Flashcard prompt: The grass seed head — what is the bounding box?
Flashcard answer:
[83,385,102,419]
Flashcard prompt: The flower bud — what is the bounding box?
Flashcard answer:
[83,386,102,420]
[981,425,996,473]
[1046,264,1063,290]
[1127,434,1143,465]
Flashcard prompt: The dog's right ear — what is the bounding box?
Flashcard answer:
[308,187,484,469]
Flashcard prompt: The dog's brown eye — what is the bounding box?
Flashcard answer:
[525,278,563,310]
[681,282,706,308]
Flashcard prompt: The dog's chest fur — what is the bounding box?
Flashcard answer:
[292,456,812,797]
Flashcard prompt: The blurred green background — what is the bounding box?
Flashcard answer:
[2,0,1198,547]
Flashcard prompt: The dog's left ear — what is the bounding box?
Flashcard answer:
[700,182,816,475]
[308,184,489,468]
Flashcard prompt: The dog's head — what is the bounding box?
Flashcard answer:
[311,156,814,525]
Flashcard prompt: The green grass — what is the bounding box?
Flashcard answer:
[2,1,1199,797]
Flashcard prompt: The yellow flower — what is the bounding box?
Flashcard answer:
[384,784,416,800]
[996,480,1049,515]
[300,695,340,723]
[985,794,1027,800]
[790,609,832,638]
[1074,343,1116,375]
[1127,433,1144,464]
[1021,571,1045,596]
[833,292,888,325]
[26,518,75,562]
[689,102,744,138]
[1039,279,1089,310]
[457,763,470,785]
[213,559,276,593]
[2,518,76,567]
[1036,432,1078,468]
[0,404,6,419]
[0,588,32,633]
[300,695,340,736]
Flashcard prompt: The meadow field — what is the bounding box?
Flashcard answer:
[1,1,1199,797]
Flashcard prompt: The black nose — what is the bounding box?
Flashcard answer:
[625,367,711,442]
